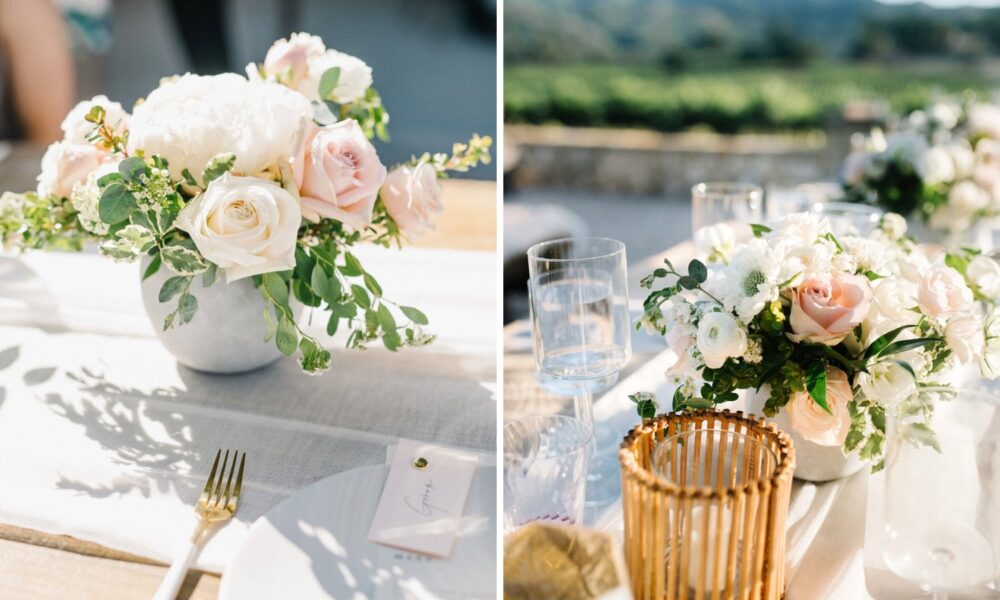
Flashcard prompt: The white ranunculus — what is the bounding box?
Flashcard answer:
[858,360,916,406]
[945,316,985,365]
[696,311,747,369]
[948,180,989,214]
[61,95,130,146]
[872,278,918,322]
[128,73,313,180]
[302,50,372,103]
[175,173,302,282]
[967,255,1000,298]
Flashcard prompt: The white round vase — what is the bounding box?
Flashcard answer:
[744,388,865,483]
[140,256,285,374]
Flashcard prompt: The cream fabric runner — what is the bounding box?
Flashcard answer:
[0,247,497,573]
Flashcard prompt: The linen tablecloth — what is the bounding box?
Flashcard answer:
[0,246,496,572]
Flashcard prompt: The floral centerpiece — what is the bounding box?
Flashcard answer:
[0,33,491,375]
[842,99,1000,238]
[633,213,1000,472]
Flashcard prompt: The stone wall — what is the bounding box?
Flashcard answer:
[506,124,864,196]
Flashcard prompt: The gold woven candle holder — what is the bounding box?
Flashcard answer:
[619,410,796,600]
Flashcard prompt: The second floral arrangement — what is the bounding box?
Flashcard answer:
[635,213,1000,469]
[0,32,491,374]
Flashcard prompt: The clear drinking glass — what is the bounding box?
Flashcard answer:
[810,201,882,237]
[691,182,764,242]
[503,415,593,534]
[527,237,632,506]
[883,387,1000,599]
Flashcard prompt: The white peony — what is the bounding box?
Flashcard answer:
[61,95,130,146]
[36,142,107,199]
[303,50,373,104]
[175,173,302,282]
[967,255,1000,299]
[128,73,313,181]
[696,311,748,369]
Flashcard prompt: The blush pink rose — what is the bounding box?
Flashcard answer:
[262,32,325,88]
[918,266,973,317]
[292,119,387,230]
[36,142,107,199]
[380,162,443,237]
[787,366,853,447]
[789,273,873,345]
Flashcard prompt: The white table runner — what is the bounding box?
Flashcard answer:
[0,247,497,572]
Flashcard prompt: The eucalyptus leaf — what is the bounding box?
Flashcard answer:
[276,315,298,356]
[318,67,342,100]
[178,293,198,325]
[159,276,189,302]
[341,253,364,277]
[688,259,708,283]
[263,273,290,308]
[118,156,148,182]
[400,305,429,326]
[363,273,383,297]
[352,284,371,309]
[98,183,137,225]
[202,263,219,287]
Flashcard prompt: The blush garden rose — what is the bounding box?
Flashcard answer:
[0,33,491,375]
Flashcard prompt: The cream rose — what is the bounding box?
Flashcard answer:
[918,266,973,317]
[260,32,325,88]
[789,273,873,345]
[175,173,302,282]
[696,311,747,369]
[945,316,985,365]
[128,73,313,180]
[293,119,387,229]
[787,366,852,447]
[36,142,107,199]
[967,255,1000,299]
[380,162,443,237]
[61,95,130,146]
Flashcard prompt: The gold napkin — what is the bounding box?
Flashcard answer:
[503,522,630,600]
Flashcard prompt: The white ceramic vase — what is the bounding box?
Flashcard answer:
[140,255,285,374]
[744,388,865,483]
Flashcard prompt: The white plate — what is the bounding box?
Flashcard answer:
[220,464,496,600]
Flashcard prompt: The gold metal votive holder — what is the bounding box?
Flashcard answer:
[619,410,796,600]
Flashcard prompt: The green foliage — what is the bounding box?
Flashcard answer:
[505,62,995,133]
[202,153,236,186]
[628,392,658,419]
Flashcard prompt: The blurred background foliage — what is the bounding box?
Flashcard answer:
[504,0,1000,133]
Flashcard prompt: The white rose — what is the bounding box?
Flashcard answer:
[61,95,130,146]
[880,212,907,240]
[918,266,974,317]
[36,142,107,199]
[919,145,956,186]
[967,255,1000,298]
[946,141,976,180]
[948,180,989,214]
[945,316,985,365]
[128,73,313,180]
[380,161,443,238]
[302,49,373,103]
[175,173,302,282]
[857,360,916,406]
[696,311,747,369]
[968,103,1000,140]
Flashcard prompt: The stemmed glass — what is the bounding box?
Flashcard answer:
[527,238,632,506]
[882,386,1000,599]
[691,182,763,240]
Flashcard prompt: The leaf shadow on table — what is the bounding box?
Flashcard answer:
[0,258,69,333]
[0,344,19,411]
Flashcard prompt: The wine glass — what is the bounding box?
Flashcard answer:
[691,182,763,244]
[527,237,632,506]
[882,386,1000,599]
[810,201,882,237]
[503,415,592,533]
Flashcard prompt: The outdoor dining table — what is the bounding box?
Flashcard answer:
[0,174,497,599]
[504,239,916,600]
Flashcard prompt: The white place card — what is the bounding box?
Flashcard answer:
[367,438,478,558]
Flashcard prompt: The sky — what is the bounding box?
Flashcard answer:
[877,0,1000,6]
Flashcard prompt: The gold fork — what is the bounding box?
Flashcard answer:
[153,449,246,600]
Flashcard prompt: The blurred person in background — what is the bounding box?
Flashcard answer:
[0,0,75,143]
